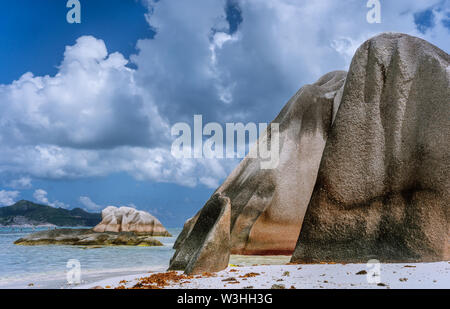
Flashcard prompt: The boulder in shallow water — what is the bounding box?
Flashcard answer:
[14,228,163,246]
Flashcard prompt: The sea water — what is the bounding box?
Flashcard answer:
[0,227,181,289]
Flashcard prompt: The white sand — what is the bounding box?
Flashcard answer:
[77,260,450,289]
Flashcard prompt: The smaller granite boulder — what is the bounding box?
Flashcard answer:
[173,216,198,250]
[169,193,231,275]
[93,206,171,236]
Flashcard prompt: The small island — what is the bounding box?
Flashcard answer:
[14,228,163,246]
[0,200,101,227]
[13,205,171,247]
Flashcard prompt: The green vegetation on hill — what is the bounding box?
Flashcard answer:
[0,200,101,227]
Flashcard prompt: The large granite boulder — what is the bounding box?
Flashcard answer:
[171,70,347,273]
[171,32,449,274]
[93,206,171,236]
[291,33,450,263]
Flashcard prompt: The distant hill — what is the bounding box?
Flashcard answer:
[0,200,101,227]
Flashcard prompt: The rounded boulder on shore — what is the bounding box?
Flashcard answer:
[93,206,171,236]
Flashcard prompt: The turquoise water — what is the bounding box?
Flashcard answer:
[0,227,181,289]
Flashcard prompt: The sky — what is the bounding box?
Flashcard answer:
[0,0,449,227]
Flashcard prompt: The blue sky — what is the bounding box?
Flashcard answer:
[0,0,448,227]
[0,0,155,84]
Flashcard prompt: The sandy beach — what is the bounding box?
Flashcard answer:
[77,260,450,289]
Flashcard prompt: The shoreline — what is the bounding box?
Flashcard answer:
[0,226,181,289]
[0,266,168,289]
[77,261,450,289]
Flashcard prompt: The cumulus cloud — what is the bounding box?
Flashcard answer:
[0,190,20,206]
[0,36,168,149]
[33,189,49,204]
[79,196,102,211]
[33,189,68,208]
[0,0,449,191]
[79,196,140,212]
[6,176,32,189]
[0,145,234,187]
[135,0,449,125]
[125,203,137,209]
[0,32,236,187]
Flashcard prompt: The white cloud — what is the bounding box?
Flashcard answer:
[126,203,137,209]
[6,176,32,189]
[0,190,20,206]
[0,145,235,187]
[135,0,449,125]
[79,196,139,212]
[33,189,68,208]
[0,31,236,188]
[0,0,449,191]
[33,189,50,205]
[0,36,169,149]
[199,176,221,189]
[79,196,102,211]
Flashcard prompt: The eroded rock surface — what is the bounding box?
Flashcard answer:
[93,206,171,236]
[169,193,231,274]
[171,32,449,274]
[171,70,347,273]
[14,228,163,246]
[292,33,450,263]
